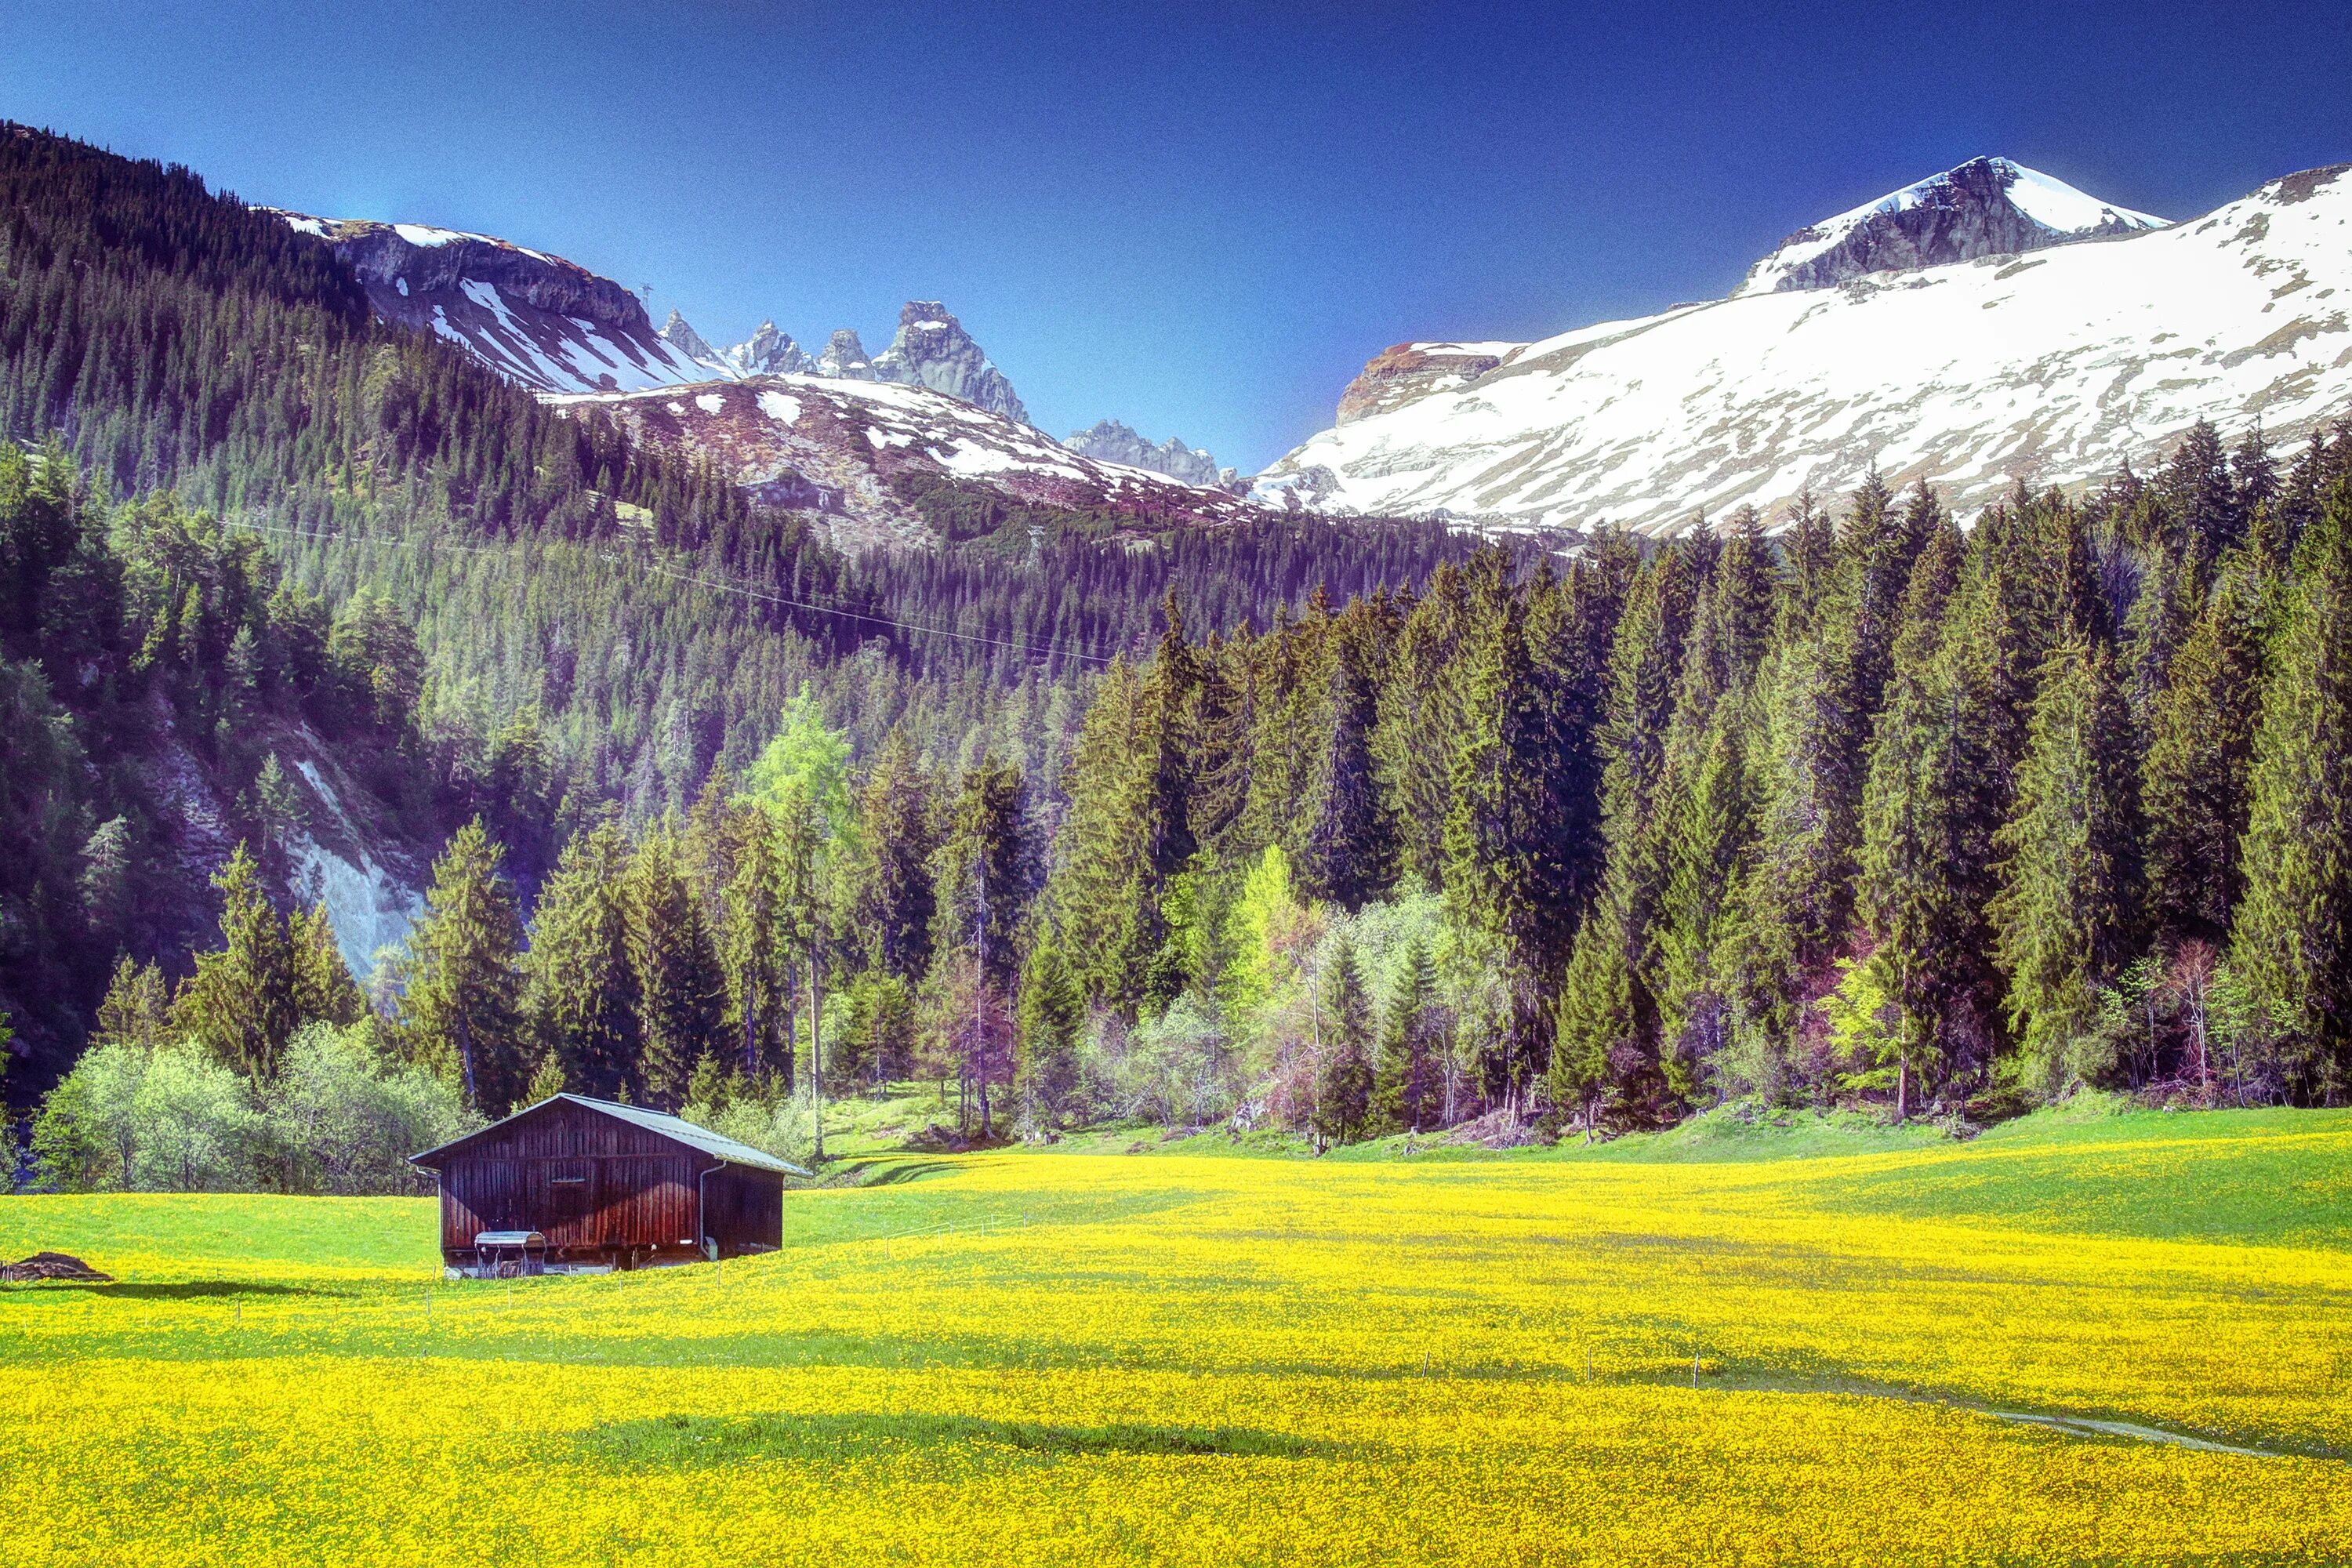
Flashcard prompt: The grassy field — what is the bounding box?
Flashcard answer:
[4,1105,2348,1565]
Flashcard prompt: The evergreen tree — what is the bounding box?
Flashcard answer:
[522,822,642,1100]
[288,902,364,1029]
[398,819,528,1112]
[2143,564,2265,944]
[855,726,935,979]
[1371,937,1445,1134]
[1016,935,1083,1126]
[1991,642,2143,1094]
[171,844,296,1087]
[92,956,172,1054]
[629,833,728,1110]
[2234,484,2352,1100]
[1301,607,1397,911]
[1312,940,1374,1145]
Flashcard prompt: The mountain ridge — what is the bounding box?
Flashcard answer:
[1258,158,2352,532]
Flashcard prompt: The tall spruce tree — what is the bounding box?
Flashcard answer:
[2143,564,2265,944]
[1991,642,2143,1094]
[399,819,528,1112]
[856,726,936,979]
[1301,605,1398,912]
[628,833,728,1109]
[1372,935,1446,1134]
[1016,935,1083,1127]
[522,821,642,1100]
[171,844,296,1087]
[2233,483,2352,1100]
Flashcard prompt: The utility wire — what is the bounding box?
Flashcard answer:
[224,517,1120,667]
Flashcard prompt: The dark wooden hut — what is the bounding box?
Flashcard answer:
[409,1094,806,1271]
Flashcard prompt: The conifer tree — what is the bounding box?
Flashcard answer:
[92,956,172,1054]
[523,821,642,1099]
[1991,642,2143,1093]
[1312,940,1374,1146]
[2143,565,2265,944]
[171,844,296,1087]
[1372,936,1446,1134]
[1301,608,1397,911]
[2234,484,2352,1099]
[935,756,1027,993]
[289,902,364,1029]
[629,833,728,1109]
[1373,563,1472,887]
[856,726,935,978]
[1016,935,1083,1126]
[398,819,528,1112]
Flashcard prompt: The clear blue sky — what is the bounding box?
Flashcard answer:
[5,0,2348,470]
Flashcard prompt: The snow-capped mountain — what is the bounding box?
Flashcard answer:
[1735,157,2166,297]
[274,213,716,394]
[1064,419,1240,490]
[270,211,1031,423]
[551,378,1262,550]
[1255,160,2352,533]
[660,313,816,378]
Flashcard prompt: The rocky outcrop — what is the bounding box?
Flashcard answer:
[869,302,1029,423]
[551,376,1265,552]
[659,309,720,364]
[1736,157,2166,297]
[1064,419,1228,488]
[1335,342,1511,425]
[729,321,814,376]
[271,212,713,394]
[818,329,875,380]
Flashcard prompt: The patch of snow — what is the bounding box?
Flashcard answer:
[757,390,803,425]
[695,392,726,414]
[394,276,409,298]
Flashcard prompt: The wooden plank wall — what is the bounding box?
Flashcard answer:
[437,1102,709,1255]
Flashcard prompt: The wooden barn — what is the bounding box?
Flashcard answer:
[409,1095,807,1272]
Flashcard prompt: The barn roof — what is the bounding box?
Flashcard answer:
[408,1094,809,1177]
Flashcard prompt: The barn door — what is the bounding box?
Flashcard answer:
[544,1158,595,1246]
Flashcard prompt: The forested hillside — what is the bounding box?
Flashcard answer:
[0,124,1490,1116]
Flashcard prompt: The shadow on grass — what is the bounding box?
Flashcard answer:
[3,1280,336,1301]
[579,1410,1343,1468]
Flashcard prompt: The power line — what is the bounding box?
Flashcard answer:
[223,517,1119,667]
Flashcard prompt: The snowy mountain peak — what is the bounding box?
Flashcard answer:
[728,320,814,376]
[1258,162,2352,535]
[1735,156,2168,297]
[1064,419,1236,490]
[869,302,1029,424]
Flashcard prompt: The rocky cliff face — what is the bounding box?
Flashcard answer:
[1064,419,1233,488]
[1256,163,2352,535]
[730,320,815,376]
[869,302,1029,423]
[1334,342,1512,425]
[818,328,875,379]
[1735,156,2166,296]
[273,213,713,394]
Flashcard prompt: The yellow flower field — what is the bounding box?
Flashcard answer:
[5,1109,2349,1565]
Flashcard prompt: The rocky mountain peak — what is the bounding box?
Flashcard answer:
[870,301,1029,424]
[818,328,874,380]
[1063,419,1234,490]
[659,309,717,362]
[730,320,813,376]
[1735,156,2168,297]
